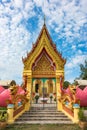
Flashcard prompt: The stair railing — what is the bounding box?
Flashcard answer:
[7,82,29,124]
[58,82,80,123]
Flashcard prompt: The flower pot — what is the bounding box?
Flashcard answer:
[50,98,53,103]
[36,99,38,104]
[79,121,87,129]
[0,122,7,130]
[41,100,47,104]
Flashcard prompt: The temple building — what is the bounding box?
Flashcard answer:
[22,22,66,97]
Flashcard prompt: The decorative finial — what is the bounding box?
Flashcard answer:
[44,15,46,25]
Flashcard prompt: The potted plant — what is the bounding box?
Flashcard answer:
[0,110,7,129]
[49,94,53,103]
[35,95,39,104]
[54,97,56,102]
[78,108,87,129]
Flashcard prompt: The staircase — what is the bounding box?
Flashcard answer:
[14,104,73,124]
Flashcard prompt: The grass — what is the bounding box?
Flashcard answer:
[5,124,81,130]
[80,106,87,110]
[0,107,7,110]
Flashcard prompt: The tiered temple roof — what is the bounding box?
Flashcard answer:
[22,23,66,64]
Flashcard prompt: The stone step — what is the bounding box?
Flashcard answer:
[30,109,57,111]
[14,105,73,125]
[14,120,73,124]
[16,117,71,121]
[29,109,58,111]
[30,107,57,111]
[20,114,67,118]
[30,106,56,109]
[23,113,65,116]
[22,114,66,117]
[25,111,62,114]
[31,105,57,106]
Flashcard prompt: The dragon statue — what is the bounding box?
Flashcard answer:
[59,77,80,109]
[7,79,29,109]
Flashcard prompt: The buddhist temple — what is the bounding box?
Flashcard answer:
[0,21,85,126]
[22,22,66,98]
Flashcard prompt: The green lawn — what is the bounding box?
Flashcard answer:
[5,124,82,130]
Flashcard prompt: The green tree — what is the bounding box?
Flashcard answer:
[63,81,70,89]
[80,60,87,79]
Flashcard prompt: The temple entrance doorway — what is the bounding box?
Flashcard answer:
[35,83,39,93]
[32,78,57,110]
[32,78,56,96]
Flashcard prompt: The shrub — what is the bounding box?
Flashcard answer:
[0,111,7,122]
[78,108,86,121]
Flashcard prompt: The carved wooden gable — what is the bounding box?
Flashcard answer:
[32,51,55,78]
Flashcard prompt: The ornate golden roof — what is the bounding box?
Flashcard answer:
[22,23,66,64]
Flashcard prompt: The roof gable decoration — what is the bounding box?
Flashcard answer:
[22,23,66,64]
[32,48,56,71]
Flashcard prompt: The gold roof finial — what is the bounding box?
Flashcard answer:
[44,15,46,25]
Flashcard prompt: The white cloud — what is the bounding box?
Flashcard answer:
[0,0,34,83]
[77,50,82,54]
[34,0,87,42]
[14,0,23,9]
[66,54,87,69]
[80,0,87,14]
[65,53,87,83]
[78,43,86,47]
[72,45,76,50]
[33,0,43,7]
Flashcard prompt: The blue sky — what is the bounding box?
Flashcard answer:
[0,0,87,84]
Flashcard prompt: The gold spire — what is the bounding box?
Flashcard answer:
[44,15,46,25]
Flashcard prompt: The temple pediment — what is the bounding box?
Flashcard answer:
[32,48,55,78]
